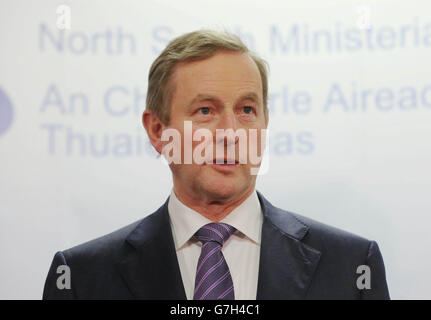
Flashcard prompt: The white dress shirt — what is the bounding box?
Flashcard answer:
[168,189,263,300]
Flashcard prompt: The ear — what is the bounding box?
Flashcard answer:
[142,110,164,154]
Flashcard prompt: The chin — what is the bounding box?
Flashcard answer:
[199,176,249,200]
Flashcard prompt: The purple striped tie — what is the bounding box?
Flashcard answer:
[193,222,236,300]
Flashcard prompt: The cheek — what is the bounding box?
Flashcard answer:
[171,163,202,183]
[246,128,266,154]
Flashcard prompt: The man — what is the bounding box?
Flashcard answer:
[43,30,390,300]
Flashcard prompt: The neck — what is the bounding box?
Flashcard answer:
[173,185,255,222]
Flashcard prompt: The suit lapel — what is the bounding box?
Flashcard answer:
[116,199,187,299]
[256,192,322,299]
[116,192,321,300]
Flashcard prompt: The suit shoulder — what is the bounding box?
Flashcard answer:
[61,218,142,262]
[58,198,170,265]
[258,191,371,248]
[295,211,368,242]
[287,210,372,254]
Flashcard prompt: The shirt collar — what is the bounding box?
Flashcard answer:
[168,189,263,250]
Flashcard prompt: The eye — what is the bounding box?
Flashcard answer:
[243,106,253,114]
[199,107,211,115]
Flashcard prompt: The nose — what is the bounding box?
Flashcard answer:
[216,111,239,145]
[218,110,237,130]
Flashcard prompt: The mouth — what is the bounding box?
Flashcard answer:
[213,158,239,165]
[208,158,239,172]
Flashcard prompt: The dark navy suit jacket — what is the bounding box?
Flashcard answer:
[43,192,390,299]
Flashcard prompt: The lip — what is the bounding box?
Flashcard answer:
[213,158,238,164]
[209,159,239,172]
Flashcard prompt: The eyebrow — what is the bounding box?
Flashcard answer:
[186,92,260,109]
[186,94,221,108]
[239,92,260,104]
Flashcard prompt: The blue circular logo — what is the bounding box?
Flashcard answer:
[0,88,13,136]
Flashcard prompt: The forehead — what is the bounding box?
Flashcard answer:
[170,51,263,102]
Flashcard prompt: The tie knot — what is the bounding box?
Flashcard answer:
[194,222,236,246]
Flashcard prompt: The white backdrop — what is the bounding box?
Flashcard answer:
[1,0,430,299]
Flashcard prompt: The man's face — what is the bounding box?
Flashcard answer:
[165,51,268,202]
